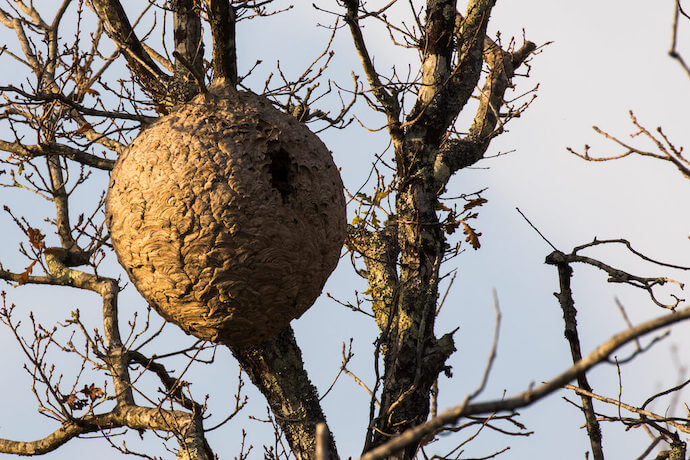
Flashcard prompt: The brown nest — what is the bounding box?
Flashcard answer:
[105,85,346,347]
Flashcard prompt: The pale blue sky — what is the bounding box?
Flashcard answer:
[1,1,689,459]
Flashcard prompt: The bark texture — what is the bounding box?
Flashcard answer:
[106,84,346,347]
[343,0,534,457]
[231,327,337,459]
[89,0,169,98]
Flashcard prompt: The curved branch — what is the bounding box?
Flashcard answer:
[361,305,690,460]
[88,0,170,98]
[342,0,402,145]
[546,250,685,310]
[0,405,208,457]
[43,143,115,170]
[129,350,205,414]
[433,39,536,189]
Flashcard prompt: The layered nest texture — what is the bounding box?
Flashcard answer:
[105,85,346,347]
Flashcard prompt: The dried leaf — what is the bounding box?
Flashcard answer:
[75,122,93,135]
[60,393,86,410]
[463,197,488,212]
[80,383,104,401]
[27,227,45,250]
[435,201,453,212]
[355,192,373,205]
[17,260,37,285]
[372,189,390,206]
[462,221,482,250]
[444,219,461,234]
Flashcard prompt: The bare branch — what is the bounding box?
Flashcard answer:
[0,140,115,170]
[670,0,690,78]
[88,0,170,98]
[128,350,206,414]
[0,85,157,123]
[565,384,690,434]
[433,38,536,188]
[568,111,690,180]
[550,250,604,460]
[406,0,497,140]
[342,0,403,144]
[230,326,337,458]
[546,250,685,310]
[0,405,208,457]
[345,222,399,334]
[361,305,690,460]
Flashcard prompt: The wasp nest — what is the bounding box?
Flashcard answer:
[105,85,346,347]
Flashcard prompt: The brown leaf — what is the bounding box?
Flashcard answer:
[27,227,45,250]
[371,211,381,228]
[80,383,104,401]
[463,197,488,212]
[444,220,461,234]
[462,221,482,250]
[60,393,86,410]
[435,201,453,212]
[17,260,37,286]
[75,122,93,135]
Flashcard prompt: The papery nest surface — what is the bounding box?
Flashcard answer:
[106,85,346,347]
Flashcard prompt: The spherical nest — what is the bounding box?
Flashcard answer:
[105,85,346,347]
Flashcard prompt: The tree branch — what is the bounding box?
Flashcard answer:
[551,256,604,460]
[173,0,204,83]
[0,85,157,123]
[670,0,690,78]
[42,142,115,171]
[129,350,205,414]
[345,222,399,334]
[433,39,535,189]
[410,0,456,124]
[342,0,403,145]
[230,326,337,459]
[0,405,209,458]
[361,305,690,460]
[467,40,535,141]
[88,0,170,99]
[568,111,690,180]
[406,0,496,141]
[546,250,685,310]
[208,0,238,87]
[565,384,690,435]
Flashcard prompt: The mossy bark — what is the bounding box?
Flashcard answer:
[231,327,337,459]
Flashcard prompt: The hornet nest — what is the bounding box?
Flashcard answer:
[105,84,346,348]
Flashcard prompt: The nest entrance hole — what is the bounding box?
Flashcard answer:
[267,147,293,203]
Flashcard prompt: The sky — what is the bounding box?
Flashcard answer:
[1,0,689,459]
